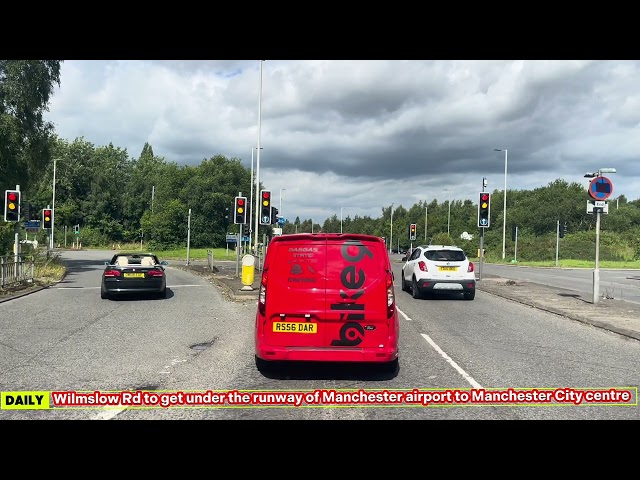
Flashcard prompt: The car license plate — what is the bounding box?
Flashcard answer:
[123,272,145,278]
[273,322,317,333]
[438,266,457,271]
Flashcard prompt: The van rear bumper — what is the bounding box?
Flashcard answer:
[255,345,398,363]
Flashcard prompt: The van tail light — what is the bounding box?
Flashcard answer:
[467,262,474,273]
[418,261,428,272]
[258,270,268,316]
[386,271,395,318]
[104,269,121,277]
[147,269,164,277]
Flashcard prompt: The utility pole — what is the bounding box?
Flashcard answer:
[186,208,192,266]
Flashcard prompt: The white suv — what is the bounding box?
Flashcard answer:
[401,245,476,300]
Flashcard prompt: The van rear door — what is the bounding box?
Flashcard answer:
[261,237,327,348]
[325,238,390,350]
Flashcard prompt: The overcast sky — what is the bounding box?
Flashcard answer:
[44,60,640,224]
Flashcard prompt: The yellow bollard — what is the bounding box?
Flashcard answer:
[241,254,255,290]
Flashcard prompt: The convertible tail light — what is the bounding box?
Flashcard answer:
[418,261,428,272]
[147,269,164,277]
[104,269,121,277]
[467,262,474,273]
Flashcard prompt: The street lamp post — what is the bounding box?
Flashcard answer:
[425,205,428,241]
[279,188,286,222]
[250,147,263,242]
[51,158,61,249]
[390,203,394,254]
[340,207,343,234]
[253,60,264,253]
[443,189,451,237]
[584,167,617,304]
[494,148,508,260]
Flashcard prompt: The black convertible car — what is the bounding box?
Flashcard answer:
[101,252,169,299]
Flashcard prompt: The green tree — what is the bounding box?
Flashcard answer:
[0,60,62,190]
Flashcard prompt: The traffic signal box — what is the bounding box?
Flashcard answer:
[478,192,490,228]
[43,208,52,229]
[260,190,272,225]
[234,196,247,224]
[4,190,21,222]
[409,223,417,241]
[559,222,567,238]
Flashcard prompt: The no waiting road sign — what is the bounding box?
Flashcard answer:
[588,176,613,201]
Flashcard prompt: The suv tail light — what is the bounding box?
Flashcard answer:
[418,261,428,272]
[467,262,474,273]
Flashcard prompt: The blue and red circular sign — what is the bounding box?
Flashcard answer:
[589,176,613,200]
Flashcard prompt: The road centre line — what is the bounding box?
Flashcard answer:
[396,306,483,389]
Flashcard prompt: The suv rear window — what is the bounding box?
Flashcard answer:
[425,250,466,262]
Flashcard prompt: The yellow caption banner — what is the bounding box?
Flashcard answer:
[1,391,50,410]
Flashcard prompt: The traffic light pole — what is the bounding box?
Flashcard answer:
[186,208,191,266]
[478,177,487,281]
[555,220,560,267]
[479,228,484,281]
[14,185,20,276]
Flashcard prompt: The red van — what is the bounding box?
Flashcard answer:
[255,233,399,373]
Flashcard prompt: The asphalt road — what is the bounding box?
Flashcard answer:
[480,263,640,304]
[1,249,638,419]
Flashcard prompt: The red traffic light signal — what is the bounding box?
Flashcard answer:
[4,190,21,222]
[409,223,417,241]
[260,190,272,225]
[234,196,247,224]
[478,192,490,228]
[43,209,53,229]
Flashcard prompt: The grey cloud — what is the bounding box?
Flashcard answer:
[45,60,640,224]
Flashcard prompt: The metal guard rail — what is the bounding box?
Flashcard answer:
[0,255,35,288]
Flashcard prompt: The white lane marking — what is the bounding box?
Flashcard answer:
[396,306,483,389]
[398,309,412,321]
[92,408,126,420]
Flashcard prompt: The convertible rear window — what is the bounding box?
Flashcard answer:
[426,250,466,262]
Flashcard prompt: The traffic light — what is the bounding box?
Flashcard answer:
[243,224,250,236]
[559,222,567,238]
[478,192,490,227]
[511,225,517,242]
[260,190,272,225]
[271,206,279,225]
[409,223,417,241]
[234,196,247,224]
[42,208,52,229]
[4,190,21,222]
[74,224,80,235]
